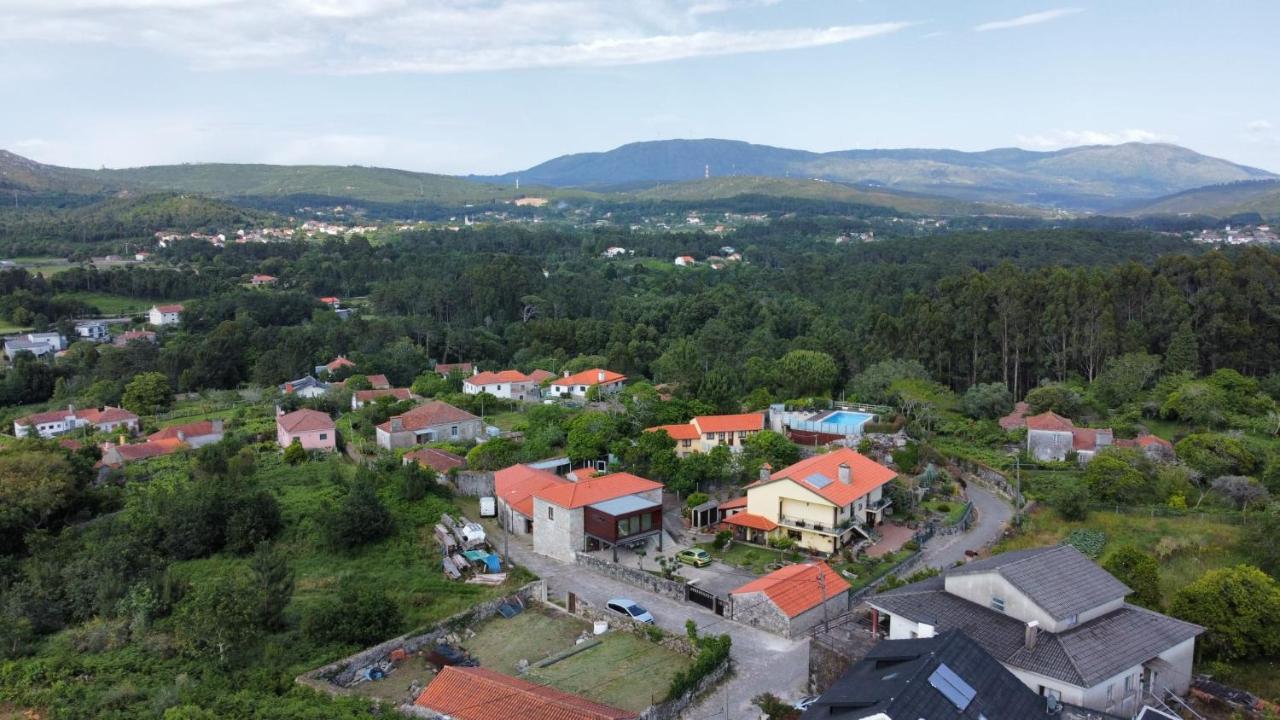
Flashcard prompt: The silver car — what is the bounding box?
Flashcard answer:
[605,597,655,624]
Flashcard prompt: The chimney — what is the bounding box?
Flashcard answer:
[391,418,403,433]
[211,419,224,435]
[472,367,479,376]
[177,430,186,442]
[837,463,851,485]
[1024,620,1039,651]
[597,370,606,383]
[563,370,571,378]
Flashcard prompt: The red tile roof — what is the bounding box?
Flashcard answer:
[148,420,220,442]
[998,401,1031,431]
[496,464,570,518]
[527,369,555,383]
[115,329,156,345]
[325,355,356,372]
[354,388,413,403]
[319,296,340,305]
[469,369,533,386]
[366,374,391,389]
[435,362,473,376]
[376,401,478,434]
[1025,411,1074,432]
[554,369,627,387]
[718,496,747,510]
[645,423,701,441]
[78,406,139,425]
[276,409,335,433]
[534,472,661,509]
[1072,427,1100,451]
[251,274,276,282]
[569,467,598,481]
[762,447,896,507]
[722,512,777,532]
[415,666,636,720]
[154,303,184,313]
[58,438,84,451]
[108,438,184,464]
[405,447,466,474]
[692,413,764,434]
[730,561,850,618]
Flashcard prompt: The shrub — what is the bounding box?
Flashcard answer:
[712,530,732,550]
[685,492,710,510]
[666,631,731,701]
[768,536,795,551]
[282,441,307,465]
[1169,565,1280,661]
[323,476,394,550]
[1049,477,1090,521]
[1062,528,1106,558]
[301,579,403,646]
[1102,547,1161,609]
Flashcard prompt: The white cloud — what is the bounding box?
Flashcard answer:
[1247,119,1274,132]
[1016,128,1175,149]
[975,7,1082,32]
[0,0,909,74]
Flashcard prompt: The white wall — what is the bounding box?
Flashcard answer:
[532,497,583,562]
[944,572,1123,632]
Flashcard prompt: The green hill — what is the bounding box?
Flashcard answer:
[1118,180,1280,219]
[625,176,1048,217]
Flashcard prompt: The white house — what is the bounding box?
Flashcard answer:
[279,375,330,398]
[674,255,695,267]
[548,368,626,399]
[867,545,1203,717]
[14,405,139,439]
[75,321,110,342]
[148,304,184,326]
[1025,411,1113,463]
[4,332,66,360]
[463,369,555,401]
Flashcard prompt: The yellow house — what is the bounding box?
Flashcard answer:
[645,413,765,458]
[727,447,897,555]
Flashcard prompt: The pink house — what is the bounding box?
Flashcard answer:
[276,409,336,452]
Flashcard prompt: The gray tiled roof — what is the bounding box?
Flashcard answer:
[870,577,1202,688]
[948,545,1130,621]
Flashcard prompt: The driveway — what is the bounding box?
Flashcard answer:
[495,530,808,720]
[918,485,1012,569]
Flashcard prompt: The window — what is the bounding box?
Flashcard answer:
[640,513,653,531]
[990,597,1005,612]
[1124,675,1134,693]
[451,425,459,438]
[682,440,691,448]
[547,506,554,520]
[319,433,327,440]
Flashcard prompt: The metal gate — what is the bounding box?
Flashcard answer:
[686,585,728,616]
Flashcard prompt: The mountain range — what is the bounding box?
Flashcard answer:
[3,139,1277,219]
[474,139,1276,212]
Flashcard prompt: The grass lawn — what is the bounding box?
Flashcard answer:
[54,291,184,315]
[696,541,790,575]
[467,605,691,712]
[995,506,1246,605]
[8,256,77,276]
[922,498,968,525]
[834,548,918,593]
[485,409,525,432]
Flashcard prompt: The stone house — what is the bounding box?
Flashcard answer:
[531,472,663,562]
[375,400,482,449]
[729,561,851,638]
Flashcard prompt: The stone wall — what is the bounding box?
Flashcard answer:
[638,655,732,720]
[573,552,689,602]
[808,630,877,693]
[728,589,788,636]
[296,580,545,697]
[452,470,494,497]
[569,600,697,656]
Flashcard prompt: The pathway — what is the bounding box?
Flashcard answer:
[917,485,1013,569]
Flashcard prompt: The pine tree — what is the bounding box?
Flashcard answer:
[1164,320,1199,375]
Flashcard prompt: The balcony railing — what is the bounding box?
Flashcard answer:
[778,515,866,536]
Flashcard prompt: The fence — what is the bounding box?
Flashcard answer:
[1086,503,1250,525]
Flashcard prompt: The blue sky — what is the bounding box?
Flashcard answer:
[2,0,1277,175]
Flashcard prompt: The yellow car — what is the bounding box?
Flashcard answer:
[676,548,713,567]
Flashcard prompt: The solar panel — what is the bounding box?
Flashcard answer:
[805,472,833,489]
[928,663,976,711]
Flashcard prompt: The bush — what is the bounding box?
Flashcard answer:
[768,536,795,551]
[712,530,732,550]
[282,441,307,465]
[1102,547,1161,609]
[1049,477,1090,521]
[666,630,731,701]
[301,578,403,646]
[1169,565,1280,661]
[323,476,394,550]
[685,492,710,510]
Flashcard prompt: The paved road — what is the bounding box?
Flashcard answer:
[918,485,1013,569]
[496,532,807,720]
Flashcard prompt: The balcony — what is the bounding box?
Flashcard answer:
[778,515,868,538]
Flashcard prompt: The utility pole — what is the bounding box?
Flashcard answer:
[818,567,829,633]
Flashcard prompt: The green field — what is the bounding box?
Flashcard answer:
[54,291,184,316]
[7,256,78,276]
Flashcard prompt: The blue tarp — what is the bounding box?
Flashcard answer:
[482,553,501,572]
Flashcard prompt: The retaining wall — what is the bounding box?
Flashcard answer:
[573,552,689,602]
[451,470,495,497]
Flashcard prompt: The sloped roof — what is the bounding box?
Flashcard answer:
[414,666,637,720]
[554,369,626,387]
[730,561,850,618]
[1025,411,1074,432]
[469,369,533,385]
[645,423,700,441]
[722,511,777,532]
[799,630,1044,720]
[154,303,184,313]
[534,472,661,510]
[999,402,1031,431]
[435,362,472,375]
[404,447,465,474]
[761,447,896,507]
[108,438,184,464]
[495,463,570,518]
[718,496,747,510]
[325,355,356,371]
[527,369,555,383]
[78,406,139,425]
[354,388,414,403]
[692,413,764,434]
[148,420,220,442]
[366,374,390,389]
[377,400,479,433]
[277,409,334,433]
[948,545,1129,621]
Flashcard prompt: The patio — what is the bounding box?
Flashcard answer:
[864,522,914,558]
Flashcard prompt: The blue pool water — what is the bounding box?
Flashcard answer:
[818,411,874,428]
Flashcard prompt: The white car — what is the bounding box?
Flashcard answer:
[605,597,654,624]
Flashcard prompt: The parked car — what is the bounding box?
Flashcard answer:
[605,597,654,624]
[675,548,713,567]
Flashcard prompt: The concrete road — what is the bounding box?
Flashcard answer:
[498,532,807,720]
[918,485,1013,569]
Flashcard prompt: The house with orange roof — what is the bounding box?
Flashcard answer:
[645,413,765,457]
[1114,433,1175,461]
[318,296,341,308]
[276,408,336,452]
[1025,411,1113,463]
[250,273,277,286]
[532,472,664,562]
[99,437,185,468]
[495,463,571,535]
[14,404,139,439]
[434,361,473,377]
[375,400,482,449]
[350,387,417,409]
[147,419,224,448]
[463,368,555,401]
[729,561,852,638]
[148,304,183,326]
[403,447,466,475]
[414,665,637,720]
[732,447,897,555]
[314,355,356,376]
[548,368,627,400]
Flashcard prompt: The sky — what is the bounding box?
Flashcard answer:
[1,0,1278,175]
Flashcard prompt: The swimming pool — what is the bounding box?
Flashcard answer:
[818,410,875,428]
